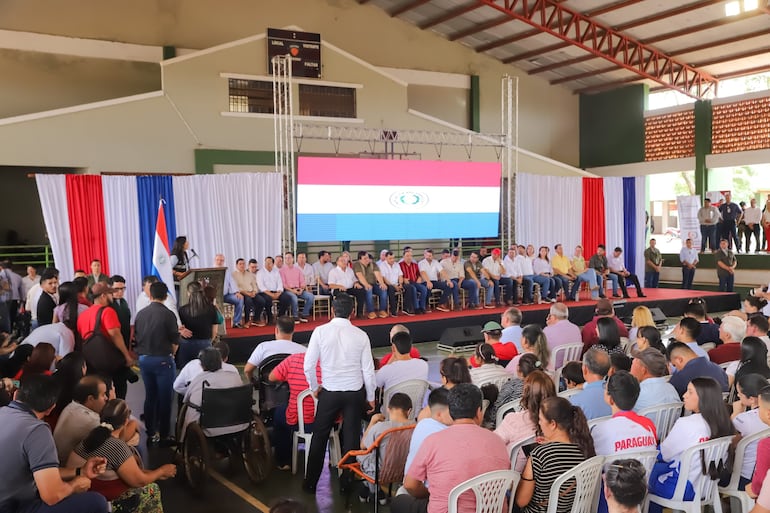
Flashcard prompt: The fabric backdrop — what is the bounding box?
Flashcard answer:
[581,178,606,255]
[603,177,625,255]
[36,174,74,282]
[137,176,176,280]
[515,173,583,252]
[65,175,110,275]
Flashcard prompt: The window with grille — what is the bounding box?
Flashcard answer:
[298,84,356,118]
[228,79,274,114]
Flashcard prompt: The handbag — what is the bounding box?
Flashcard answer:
[82,307,126,374]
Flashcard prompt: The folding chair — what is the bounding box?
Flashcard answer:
[545,455,605,513]
[447,469,520,513]
[637,401,683,442]
[383,379,429,420]
[719,428,770,513]
[291,389,341,476]
[495,399,522,428]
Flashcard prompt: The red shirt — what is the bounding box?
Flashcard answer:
[272,353,322,426]
[707,342,742,365]
[399,261,421,283]
[470,342,518,367]
[380,348,421,366]
[77,304,121,340]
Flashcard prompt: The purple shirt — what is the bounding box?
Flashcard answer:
[543,320,582,368]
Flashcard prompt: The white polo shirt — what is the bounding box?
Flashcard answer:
[328,266,357,289]
[257,267,284,292]
[418,259,443,281]
[378,261,403,285]
[482,256,504,277]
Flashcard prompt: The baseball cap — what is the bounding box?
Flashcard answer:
[91,282,114,297]
[481,321,503,332]
[491,248,501,255]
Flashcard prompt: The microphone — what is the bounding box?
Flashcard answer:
[190,249,199,260]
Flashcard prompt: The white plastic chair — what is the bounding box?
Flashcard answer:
[557,387,581,399]
[587,415,612,432]
[447,469,520,513]
[508,434,536,472]
[637,401,683,442]
[647,435,733,513]
[545,455,605,513]
[291,389,341,476]
[720,428,770,513]
[486,374,513,391]
[383,379,430,420]
[551,343,584,385]
[605,449,658,480]
[495,399,522,428]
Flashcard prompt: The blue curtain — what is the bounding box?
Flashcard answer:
[137,176,176,279]
[623,177,637,275]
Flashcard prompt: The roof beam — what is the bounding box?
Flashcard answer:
[643,9,765,45]
[715,64,770,81]
[390,0,433,17]
[691,46,770,68]
[575,76,643,95]
[478,0,717,98]
[448,14,512,40]
[419,1,483,29]
[475,0,639,53]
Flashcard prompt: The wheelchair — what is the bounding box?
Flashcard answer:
[176,382,272,493]
[253,353,290,425]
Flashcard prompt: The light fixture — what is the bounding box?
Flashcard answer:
[744,0,759,9]
[725,0,741,16]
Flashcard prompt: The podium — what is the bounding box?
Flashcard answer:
[178,267,228,336]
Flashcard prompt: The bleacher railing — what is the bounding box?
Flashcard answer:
[0,245,54,268]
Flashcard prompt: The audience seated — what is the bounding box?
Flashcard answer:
[268,350,322,471]
[0,374,108,513]
[648,378,734,512]
[589,245,619,299]
[630,348,679,412]
[495,371,556,469]
[243,317,306,383]
[50,352,87,422]
[418,249,451,313]
[471,321,518,367]
[378,251,405,316]
[353,251,389,319]
[581,299,629,354]
[174,340,238,396]
[726,336,770,389]
[594,317,626,356]
[13,342,55,380]
[747,314,770,352]
[469,343,511,387]
[67,398,176,511]
[257,257,293,324]
[732,374,769,488]
[500,307,524,351]
[748,385,770,500]
[514,396,596,513]
[683,302,721,346]
[543,303,581,366]
[609,353,632,375]
[667,342,728,398]
[439,249,463,310]
[562,361,585,391]
[571,245,600,300]
[569,348,612,420]
[489,354,543,427]
[54,376,116,464]
[482,249,508,306]
[312,251,334,296]
[672,317,711,360]
[506,324,550,373]
[710,315,746,364]
[182,348,246,438]
[279,252,314,323]
[380,325,421,366]
[399,248,429,315]
[632,326,666,354]
[403,388,451,477]
[357,393,414,501]
[592,371,657,457]
[328,255,368,319]
[604,459,648,513]
[628,305,654,342]
[392,384,510,513]
[376,332,428,390]
[438,357,472,390]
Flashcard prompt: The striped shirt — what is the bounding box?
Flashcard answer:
[524,442,587,513]
[73,436,133,473]
[273,352,321,426]
[399,261,421,283]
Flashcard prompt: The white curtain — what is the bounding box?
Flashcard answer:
[173,173,283,270]
[35,174,74,281]
[603,177,625,253]
[635,177,646,277]
[102,176,142,316]
[515,173,583,252]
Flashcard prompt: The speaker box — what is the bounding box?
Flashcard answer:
[649,307,667,325]
[438,325,484,348]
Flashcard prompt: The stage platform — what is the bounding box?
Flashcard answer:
[223,289,740,364]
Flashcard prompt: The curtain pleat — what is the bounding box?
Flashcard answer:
[36,174,74,281]
[635,177,646,279]
[65,175,110,274]
[603,177,625,255]
[103,176,142,316]
[514,173,583,251]
[137,176,176,279]
[622,177,638,275]
[582,177,606,253]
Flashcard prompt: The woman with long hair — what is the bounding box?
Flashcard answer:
[490,354,544,426]
[532,246,559,303]
[604,459,648,513]
[67,399,176,512]
[731,373,769,488]
[439,356,472,389]
[744,295,768,316]
[50,352,87,420]
[14,342,56,380]
[506,324,551,373]
[203,285,225,326]
[170,236,190,279]
[514,396,596,513]
[495,371,557,469]
[52,281,86,349]
[629,306,654,341]
[595,317,625,356]
[177,281,219,368]
[632,326,666,355]
[728,336,770,389]
[648,377,735,511]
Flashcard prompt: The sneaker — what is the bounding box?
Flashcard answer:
[298,316,309,323]
[148,433,160,446]
[377,311,388,318]
[483,303,495,309]
[402,310,415,316]
[436,305,450,312]
[367,312,377,319]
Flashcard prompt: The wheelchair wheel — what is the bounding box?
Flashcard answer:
[242,417,272,484]
[184,423,210,492]
[176,403,188,442]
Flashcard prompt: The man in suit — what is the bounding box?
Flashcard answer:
[109,275,132,347]
[86,259,109,290]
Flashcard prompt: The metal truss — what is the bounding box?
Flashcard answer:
[476,0,718,99]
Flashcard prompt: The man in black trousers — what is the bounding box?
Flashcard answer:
[302,293,376,493]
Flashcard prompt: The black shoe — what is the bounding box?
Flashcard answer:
[623,295,631,299]
[637,293,646,298]
[599,294,607,299]
[302,481,317,494]
[159,437,177,448]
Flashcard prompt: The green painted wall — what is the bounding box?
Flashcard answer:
[194,149,275,174]
[470,75,480,132]
[694,100,713,198]
[579,84,647,168]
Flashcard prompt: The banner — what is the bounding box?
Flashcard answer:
[676,195,702,249]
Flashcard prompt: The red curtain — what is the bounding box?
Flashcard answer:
[66,175,110,275]
[582,177,606,254]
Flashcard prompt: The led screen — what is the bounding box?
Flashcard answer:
[296,157,501,241]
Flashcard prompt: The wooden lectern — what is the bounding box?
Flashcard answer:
[177,267,228,336]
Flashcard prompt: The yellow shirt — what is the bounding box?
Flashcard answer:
[572,256,587,273]
[551,254,572,275]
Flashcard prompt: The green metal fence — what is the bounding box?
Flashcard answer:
[0,245,54,268]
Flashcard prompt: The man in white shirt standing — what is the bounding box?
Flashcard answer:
[743,197,763,253]
[607,247,645,299]
[242,316,307,383]
[376,332,428,390]
[418,249,451,313]
[257,256,292,325]
[303,293,376,494]
[679,238,699,290]
[378,251,405,316]
[312,250,334,295]
[698,197,721,252]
